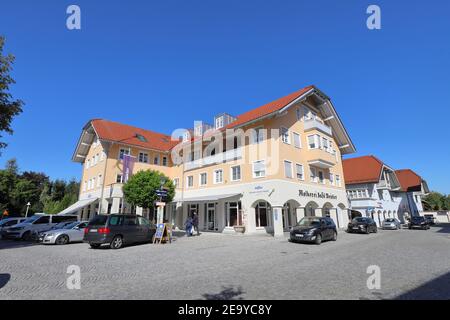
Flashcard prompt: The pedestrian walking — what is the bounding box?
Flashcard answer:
[192,212,200,236]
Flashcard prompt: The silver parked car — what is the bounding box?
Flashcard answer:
[382,218,401,230]
[41,221,88,245]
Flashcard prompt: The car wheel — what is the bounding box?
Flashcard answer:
[365,227,370,234]
[314,234,322,245]
[332,231,337,241]
[21,231,32,241]
[89,243,101,249]
[55,234,69,245]
[110,235,123,249]
[374,227,378,233]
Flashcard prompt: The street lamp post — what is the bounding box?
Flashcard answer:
[25,202,31,217]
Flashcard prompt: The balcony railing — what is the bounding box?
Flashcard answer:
[185,147,243,171]
[304,118,332,136]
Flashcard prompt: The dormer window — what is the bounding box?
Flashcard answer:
[215,116,224,129]
[135,134,147,142]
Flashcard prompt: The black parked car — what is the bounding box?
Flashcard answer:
[290,216,337,245]
[408,216,430,230]
[83,215,156,249]
[347,217,378,234]
[423,214,436,226]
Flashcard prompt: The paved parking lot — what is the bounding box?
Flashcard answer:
[1,224,450,300]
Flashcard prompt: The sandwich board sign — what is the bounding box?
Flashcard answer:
[153,223,172,244]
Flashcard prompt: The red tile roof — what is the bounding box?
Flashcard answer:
[90,85,316,151]
[395,169,423,192]
[227,86,314,129]
[91,119,179,152]
[342,155,384,184]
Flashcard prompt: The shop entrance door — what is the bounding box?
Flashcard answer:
[204,203,216,231]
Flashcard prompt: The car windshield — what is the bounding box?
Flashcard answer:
[297,217,321,226]
[0,219,13,226]
[63,222,79,229]
[352,217,366,223]
[385,219,394,222]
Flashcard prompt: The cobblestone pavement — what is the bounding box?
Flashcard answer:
[1,224,449,300]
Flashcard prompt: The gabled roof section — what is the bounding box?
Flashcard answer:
[227,86,314,129]
[226,85,356,154]
[72,119,179,163]
[343,155,384,184]
[395,169,429,193]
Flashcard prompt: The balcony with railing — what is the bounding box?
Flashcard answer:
[304,118,332,136]
[307,149,338,169]
[185,147,243,171]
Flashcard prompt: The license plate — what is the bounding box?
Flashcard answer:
[90,229,97,233]
[295,234,304,238]
[352,227,359,230]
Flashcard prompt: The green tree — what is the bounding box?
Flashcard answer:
[422,192,445,211]
[0,36,24,153]
[123,170,175,211]
[10,179,39,214]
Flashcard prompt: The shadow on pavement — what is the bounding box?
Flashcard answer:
[0,239,39,250]
[394,271,450,300]
[0,274,11,289]
[202,286,245,300]
[431,223,450,234]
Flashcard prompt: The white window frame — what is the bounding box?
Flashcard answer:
[284,160,293,179]
[253,126,265,144]
[83,181,87,192]
[118,147,130,160]
[307,135,316,149]
[116,174,123,184]
[187,175,194,188]
[173,178,179,188]
[97,174,102,187]
[215,116,224,129]
[230,165,241,182]
[293,132,301,149]
[309,166,317,183]
[295,163,304,180]
[252,160,266,178]
[138,151,149,163]
[329,173,334,185]
[153,155,160,165]
[199,172,207,186]
[213,169,224,184]
[280,127,290,144]
[162,156,168,166]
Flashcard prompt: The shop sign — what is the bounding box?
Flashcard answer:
[298,189,338,200]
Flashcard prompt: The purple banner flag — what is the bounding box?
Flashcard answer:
[122,154,136,183]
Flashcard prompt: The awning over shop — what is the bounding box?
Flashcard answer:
[175,193,241,203]
[57,197,98,215]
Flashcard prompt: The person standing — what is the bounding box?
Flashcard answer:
[192,212,200,236]
[185,215,193,237]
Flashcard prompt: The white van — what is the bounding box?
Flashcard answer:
[2,214,78,240]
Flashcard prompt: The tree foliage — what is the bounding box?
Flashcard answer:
[422,192,450,211]
[0,36,24,152]
[123,170,175,210]
[0,159,79,216]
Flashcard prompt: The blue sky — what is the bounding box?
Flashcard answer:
[1,0,449,193]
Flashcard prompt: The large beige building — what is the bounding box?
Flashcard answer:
[63,85,356,236]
